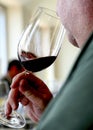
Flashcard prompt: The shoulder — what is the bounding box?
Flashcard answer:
[36,32,93,130]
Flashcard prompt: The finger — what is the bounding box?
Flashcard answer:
[19,96,29,106]
[24,104,39,123]
[27,109,39,123]
[8,88,20,110]
[10,71,26,88]
[19,79,52,108]
[19,79,44,107]
[5,101,12,116]
[11,71,47,89]
[21,87,46,113]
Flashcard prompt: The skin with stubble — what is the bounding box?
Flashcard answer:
[57,0,93,47]
[5,0,93,123]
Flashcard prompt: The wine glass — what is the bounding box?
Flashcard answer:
[18,7,66,72]
[0,80,26,128]
[0,7,65,129]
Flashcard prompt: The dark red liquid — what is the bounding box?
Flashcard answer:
[21,56,56,72]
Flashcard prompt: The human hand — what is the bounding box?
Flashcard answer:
[5,71,53,123]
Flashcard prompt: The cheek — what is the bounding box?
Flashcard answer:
[56,0,67,25]
[57,0,63,16]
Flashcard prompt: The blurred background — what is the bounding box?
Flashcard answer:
[0,0,80,85]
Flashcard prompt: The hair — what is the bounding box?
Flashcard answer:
[7,59,23,71]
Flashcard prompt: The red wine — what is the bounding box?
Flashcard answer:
[21,56,56,72]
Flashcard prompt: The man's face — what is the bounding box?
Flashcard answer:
[57,0,93,48]
[56,0,79,47]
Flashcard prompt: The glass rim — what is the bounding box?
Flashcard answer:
[37,6,60,20]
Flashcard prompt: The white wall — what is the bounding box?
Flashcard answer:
[55,36,80,83]
[0,6,7,75]
[7,6,23,60]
